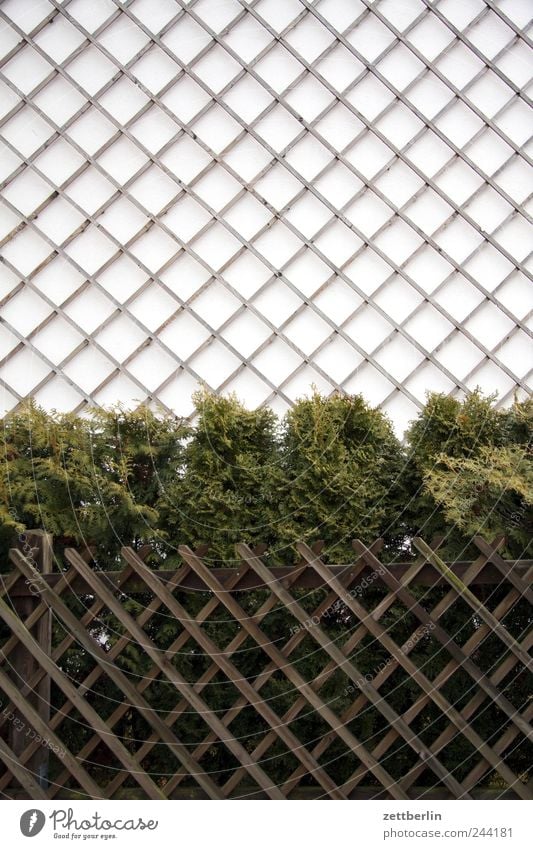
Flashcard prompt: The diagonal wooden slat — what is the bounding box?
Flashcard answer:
[62,547,285,799]
[295,540,533,800]
[278,538,437,795]
[100,548,257,799]
[353,539,533,743]
[0,734,49,799]
[7,548,224,800]
[236,542,473,798]
[179,543,409,799]
[300,538,532,799]
[0,551,134,794]
[339,538,510,793]
[130,540,364,799]
[122,546,345,798]
[399,550,533,793]
[219,540,385,797]
[0,604,109,799]
[474,536,533,606]
[413,538,533,673]
[50,552,203,798]
[117,547,324,799]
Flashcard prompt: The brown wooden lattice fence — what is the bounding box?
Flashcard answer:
[0,532,532,799]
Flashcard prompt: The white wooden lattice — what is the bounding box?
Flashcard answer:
[0,0,531,432]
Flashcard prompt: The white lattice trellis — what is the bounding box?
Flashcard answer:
[0,0,531,432]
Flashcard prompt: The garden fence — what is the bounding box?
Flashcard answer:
[0,531,531,799]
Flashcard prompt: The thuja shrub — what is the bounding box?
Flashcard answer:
[274,392,407,562]
[158,389,281,565]
[0,390,531,564]
[0,400,188,568]
[404,392,532,558]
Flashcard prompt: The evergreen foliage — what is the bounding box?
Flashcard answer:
[0,401,187,567]
[1,390,531,563]
[159,389,280,564]
[276,392,406,561]
[404,392,532,557]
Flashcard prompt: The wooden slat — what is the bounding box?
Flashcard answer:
[414,539,533,672]
[0,560,134,795]
[296,542,531,800]
[102,546,259,800]
[223,543,385,797]
[237,543,471,799]
[0,636,103,799]
[278,547,430,796]
[0,735,49,799]
[474,536,533,605]
[0,574,166,800]
[9,548,223,801]
[5,561,532,596]
[345,541,506,794]
[63,548,284,800]
[162,557,315,799]
[400,561,533,793]
[103,556,250,799]
[180,544,410,800]
[122,546,344,799]
[354,540,533,745]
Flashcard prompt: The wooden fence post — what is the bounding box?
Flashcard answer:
[10,530,53,789]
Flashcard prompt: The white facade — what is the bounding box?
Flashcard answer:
[0,0,531,433]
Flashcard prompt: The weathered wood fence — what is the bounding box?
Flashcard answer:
[0,533,532,799]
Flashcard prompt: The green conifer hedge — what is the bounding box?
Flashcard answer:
[1,389,530,566]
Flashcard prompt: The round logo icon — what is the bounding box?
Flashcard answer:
[20,810,46,837]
